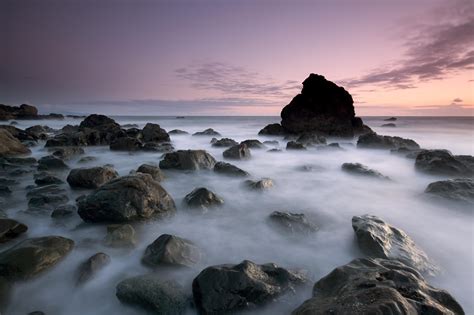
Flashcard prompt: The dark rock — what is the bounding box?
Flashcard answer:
[415,150,473,177]
[109,137,143,151]
[116,275,188,315]
[28,312,45,315]
[61,124,79,134]
[381,123,396,127]
[78,156,97,164]
[244,178,274,190]
[142,142,174,152]
[425,178,474,203]
[34,172,64,186]
[286,141,306,150]
[390,147,422,159]
[223,144,251,160]
[240,139,266,149]
[77,174,176,222]
[50,147,84,160]
[25,125,54,139]
[357,132,420,150]
[183,187,224,210]
[211,138,238,147]
[76,252,111,286]
[213,161,249,177]
[193,260,307,314]
[142,123,170,143]
[341,163,389,179]
[268,148,282,152]
[193,128,221,136]
[263,140,279,146]
[0,185,11,196]
[0,125,37,142]
[0,236,74,281]
[143,234,201,268]
[104,224,136,247]
[292,258,463,315]
[51,204,76,218]
[159,150,216,171]
[258,123,286,136]
[124,127,141,138]
[27,184,69,209]
[0,276,10,312]
[67,166,118,189]
[268,211,318,235]
[37,155,69,171]
[295,133,326,146]
[352,214,437,275]
[169,129,188,135]
[0,129,30,156]
[79,114,120,131]
[0,218,28,243]
[0,104,38,120]
[384,117,397,121]
[136,164,164,181]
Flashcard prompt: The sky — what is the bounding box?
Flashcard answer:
[1,0,473,116]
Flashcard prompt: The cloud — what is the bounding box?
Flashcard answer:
[342,0,474,90]
[175,62,300,100]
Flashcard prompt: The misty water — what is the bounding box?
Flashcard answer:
[2,116,473,315]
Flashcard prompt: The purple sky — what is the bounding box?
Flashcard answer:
[1,0,473,116]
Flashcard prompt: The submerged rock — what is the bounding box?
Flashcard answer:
[27,184,69,209]
[183,187,224,210]
[292,258,463,315]
[116,275,188,315]
[384,117,397,121]
[136,164,164,181]
[295,133,326,146]
[0,218,28,243]
[0,129,30,157]
[76,252,111,285]
[160,150,216,171]
[286,141,306,150]
[211,138,238,147]
[193,128,221,136]
[67,166,118,189]
[37,155,69,171]
[240,139,266,149]
[341,163,389,179]
[213,161,249,177]
[142,234,201,268]
[193,260,307,314]
[357,132,420,150]
[0,236,74,281]
[268,211,318,236]
[245,178,274,190]
[381,123,396,127]
[169,129,188,135]
[51,204,76,218]
[34,172,64,186]
[425,178,474,203]
[352,214,437,275]
[104,224,136,248]
[415,150,474,177]
[77,174,176,222]
[50,147,84,160]
[223,144,251,160]
[258,123,286,136]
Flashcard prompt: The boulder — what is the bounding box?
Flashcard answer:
[415,150,473,177]
[25,125,54,139]
[142,234,201,268]
[268,211,318,236]
[295,133,326,146]
[341,163,390,179]
[240,139,266,149]
[142,141,174,153]
[193,128,221,136]
[50,147,84,160]
[109,137,143,151]
[0,218,28,243]
[104,224,136,248]
[77,174,176,222]
[286,141,306,150]
[425,178,474,203]
[357,132,420,150]
[280,74,370,137]
[258,123,286,136]
[193,260,307,314]
[116,275,188,315]
[79,114,120,131]
[169,129,189,135]
[27,184,69,209]
[160,150,216,171]
[211,138,238,147]
[141,123,170,143]
[67,166,118,189]
[0,129,30,157]
[245,178,274,190]
[121,123,139,129]
[183,187,224,210]
[37,155,69,171]
[352,215,437,275]
[136,164,164,181]
[223,144,251,160]
[213,161,249,177]
[76,252,111,285]
[34,172,64,186]
[292,258,464,315]
[0,236,74,281]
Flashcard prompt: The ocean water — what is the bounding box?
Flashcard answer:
[2,116,473,314]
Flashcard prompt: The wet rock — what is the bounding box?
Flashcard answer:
[0,236,74,281]
[183,187,224,210]
[78,156,97,164]
[136,164,164,181]
[78,174,176,222]
[76,252,111,285]
[143,234,201,268]
[357,132,420,150]
[37,155,69,171]
[116,275,188,315]
[0,104,38,120]
[384,117,397,121]
[61,124,79,134]
[160,150,216,171]
[211,138,238,147]
[292,258,463,315]
[25,125,54,139]
[141,123,170,143]
[244,178,274,190]
[286,141,306,150]
[169,129,188,135]
[79,114,120,132]
[121,123,139,129]
[425,178,474,203]
[27,184,69,209]
[51,204,76,218]
[381,123,396,127]
[341,163,390,179]
[142,141,174,153]
[193,260,307,314]
[352,214,437,275]
[34,172,64,186]
[193,128,221,136]
[0,218,28,243]
[104,224,136,248]
[213,161,249,177]
[295,133,326,146]
[240,139,266,149]
[258,123,286,136]
[268,211,318,235]
[109,137,143,151]
[0,178,17,186]
[223,144,251,160]
[50,147,84,160]
[0,129,30,156]
[67,166,118,189]
[415,150,473,177]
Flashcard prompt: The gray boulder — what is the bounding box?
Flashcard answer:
[37,155,69,171]
[223,144,251,160]
[50,147,84,160]
[0,129,30,157]
[415,150,473,177]
[425,178,474,203]
[160,150,216,171]
[341,163,389,179]
[67,166,118,189]
[136,164,164,181]
[183,187,224,210]
[295,133,326,146]
[240,139,266,149]
[268,211,318,235]
[142,234,201,268]
[76,252,111,285]
[357,132,420,150]
[213,161,249,177]
[244,178,274,190]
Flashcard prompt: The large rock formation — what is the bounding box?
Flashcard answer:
[0,129,31,157]
[0,104,38,120]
